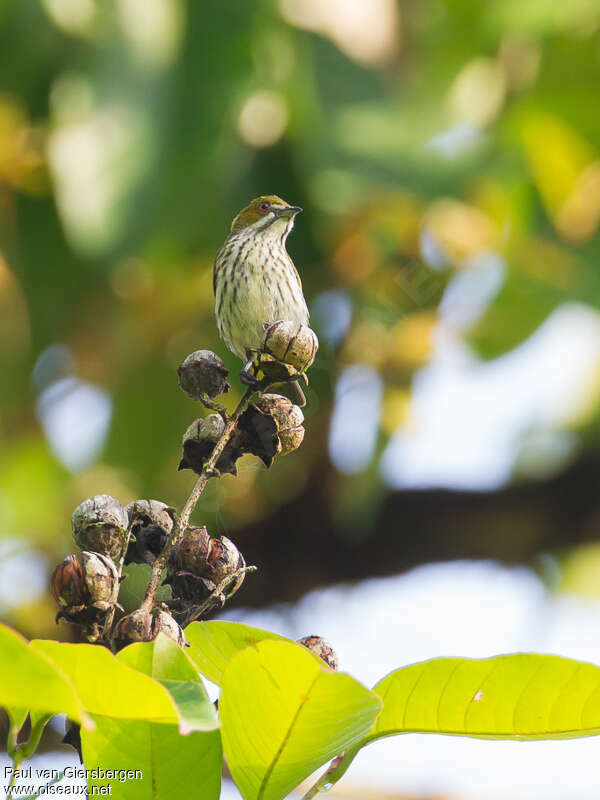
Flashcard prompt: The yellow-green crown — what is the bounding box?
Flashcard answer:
[230,195,291,233]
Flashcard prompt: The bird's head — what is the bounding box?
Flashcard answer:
[230,195,302,237]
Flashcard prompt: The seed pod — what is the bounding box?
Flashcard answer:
[173,526,211,575]
[166,571,215,605]
[153,610,186,648]
[254,353,299,385]
[263,321,319,372]
[238,393,304,467]
[297,635,338,671]
[112,609,154,651]
[52,555,86,609]
[205,536,246,596]
[72,494,128,560]
[53,552,119,629]
[125,499,173,565]
[166,527,210,604]
[178,415,245,476]
[256,394,304,442]
[177,350,230,400]
[185,413,225,444]
[167,529,246,603]
[81,551,119,610]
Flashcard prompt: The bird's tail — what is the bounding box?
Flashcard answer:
[268,380,306,407]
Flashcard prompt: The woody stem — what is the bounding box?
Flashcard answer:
[141,387,253,612]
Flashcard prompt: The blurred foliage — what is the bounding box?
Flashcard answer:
[2,0,600,636]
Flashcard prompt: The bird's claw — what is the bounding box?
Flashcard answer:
[240,359,259,387]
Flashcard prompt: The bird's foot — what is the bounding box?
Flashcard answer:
[240,359,259,387]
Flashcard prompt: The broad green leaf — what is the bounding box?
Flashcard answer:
[185,621,286,685]
[369,654,600,741]
[159,680,216,734]
[220,639,382,800]
[82,717,222,800]
[30,639,177,724]
[0,624,84,724]
[83,635,222,800]
[118,634,219,733]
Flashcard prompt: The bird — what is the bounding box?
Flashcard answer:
[213,195,309,402]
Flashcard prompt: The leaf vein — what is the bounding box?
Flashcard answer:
[511,662,544,733]
[435,660,463,732]
[546,664,581,731]
[401,664,430,729]
[462,665,495,732]
[257,671,321,800]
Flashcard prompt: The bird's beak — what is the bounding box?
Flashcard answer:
[275,205,303,218]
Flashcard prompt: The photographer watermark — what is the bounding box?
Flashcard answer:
[3,765,143,796]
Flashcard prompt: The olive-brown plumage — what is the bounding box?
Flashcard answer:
[213,195,309,364]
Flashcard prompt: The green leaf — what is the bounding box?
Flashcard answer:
[83,635,222,800]
[0,624,84,725]
[369,654,600,741]
[82,716,222,800]
[220,639,382,800]
[29,639,177,724]
[185,620,286,685]
[118,634,219,733]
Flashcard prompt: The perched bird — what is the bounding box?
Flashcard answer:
[213,195,309,400]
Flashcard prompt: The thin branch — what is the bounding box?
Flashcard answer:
[179,564,257,626]
[301,747,360,800]
[199,393,230,420]
[141,387,253,612]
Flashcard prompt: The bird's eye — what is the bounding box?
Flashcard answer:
[259,201,270,212]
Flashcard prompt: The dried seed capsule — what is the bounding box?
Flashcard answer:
[166,525,212,604]
[125,500,174,565]
[153,610,186,648]
[52,555,86,609]
[238,393,305,467]
[165,571,214,605]
[72,494,128,560]
[255,354,299,385]
[186,413,225,443]
[255,394,304,438]
[167,529,247,603]
[112,609,154,651]
[177,350,230,401]
[81,551,119,610]
[178,415,245,476]
[53,552,119,630]
[263,321,319,372]
[173,526,211,575]
[297,635,338,670]
[205,536,246,596]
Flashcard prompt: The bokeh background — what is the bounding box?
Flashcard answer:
[3,0,600,797]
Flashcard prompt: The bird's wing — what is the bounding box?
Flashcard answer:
[290,259,310,320]
[212,246,223,296]
[291,259,303,291]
